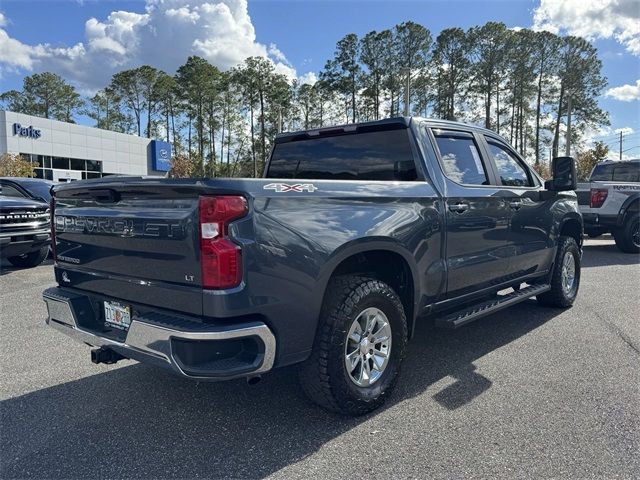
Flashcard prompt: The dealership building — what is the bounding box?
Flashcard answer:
[0,110,172,182]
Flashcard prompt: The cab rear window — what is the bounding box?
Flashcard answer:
[267,129,417,181]
[591,162,640,182]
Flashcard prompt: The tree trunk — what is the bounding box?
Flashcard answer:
[552,82,565,159]
[170,100,177,154]
[220,106,226,170]
[259,90,266,170]
[250,103,256,177]
[351,74,357,123]
[198,101,204,164]
[188,115,192,159]
[534,56,544,165]
[146,91,152,138]
[485,81,492,130]
[496,82,500,135]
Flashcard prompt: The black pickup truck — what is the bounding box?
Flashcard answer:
[43,118,582,415]
[1,195,50,268]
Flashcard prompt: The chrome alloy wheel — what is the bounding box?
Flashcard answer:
[344,307,392,387]
[561,251,576,296]
[633,221,640,248]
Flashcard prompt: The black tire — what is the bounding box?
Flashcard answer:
[7,246,49,268]
[299,275,408,416]
[613,215,640,254]
[537,236,580,308]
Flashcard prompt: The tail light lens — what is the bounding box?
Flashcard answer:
[199,195,248,289]
[590,188,608,208]
[50,196,56,262]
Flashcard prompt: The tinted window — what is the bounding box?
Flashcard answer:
[24,181,54,201]
[52,157,69,169]
[70,158,86,171]
[590,163,614,181]
[267,129,417,181]
[612,163,639,182]
[0,184,25,198]
[486,140,532,187]
[86,160,102,172]
[433,131,488,185]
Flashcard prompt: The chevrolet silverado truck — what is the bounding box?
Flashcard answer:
[1,194,50,268]
[43,118,582,415]
[576,159,639,253]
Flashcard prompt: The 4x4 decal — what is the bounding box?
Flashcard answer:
[263,183,318,193]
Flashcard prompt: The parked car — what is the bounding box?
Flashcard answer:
[42,117,582,415]
[576,159,639,253]
[0,177,55,203]
[0,194,50,268]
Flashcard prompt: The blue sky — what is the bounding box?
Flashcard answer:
[1,0,639,155]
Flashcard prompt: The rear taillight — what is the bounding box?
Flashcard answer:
[199,195,248,289]
[590,188,608,208]
[50,196,56,262]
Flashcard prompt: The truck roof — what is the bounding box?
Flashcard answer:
[275,116,506,144]
[594,159,640,164]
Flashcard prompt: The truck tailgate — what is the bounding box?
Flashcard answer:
[53,181,205,315]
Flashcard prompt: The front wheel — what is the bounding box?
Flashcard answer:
[299,275,407,416]
[537,236,581,308]
[7,246,49,268]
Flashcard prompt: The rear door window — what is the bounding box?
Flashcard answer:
[267,128,417,181]
[432,130,489,185]
[612,163,639,182]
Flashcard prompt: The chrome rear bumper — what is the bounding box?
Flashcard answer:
[43,287,276,380]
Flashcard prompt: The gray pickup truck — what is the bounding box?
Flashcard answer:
[577,159,639,253]
[43,117,582,415]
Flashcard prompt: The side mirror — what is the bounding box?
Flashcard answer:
[394,160,417,181]
[545,156,577,191]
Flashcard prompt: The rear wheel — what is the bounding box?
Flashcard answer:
[299,275,407,416]
[537,236,580,308]
[7,246,49,268]
[613,215,640,254]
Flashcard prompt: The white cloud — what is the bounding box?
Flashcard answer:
[0,12,7,28]
[0,1,297,90]
[614,127,635,135]
[533,0,640,55]
[298,71,317,85]
[606,80,640,101]
[267,43,288,64]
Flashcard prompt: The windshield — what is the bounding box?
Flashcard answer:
[24,181,55,201]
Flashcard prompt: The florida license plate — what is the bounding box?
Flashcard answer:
[104,301,131,330]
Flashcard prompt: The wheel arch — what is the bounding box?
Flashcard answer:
[317,239,420,338]
[617,194,640,226]
[559,213,583,248]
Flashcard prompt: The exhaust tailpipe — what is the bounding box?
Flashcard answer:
[91,347,126,365]
[246,375,262,385]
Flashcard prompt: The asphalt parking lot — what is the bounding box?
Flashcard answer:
[1,237,638,479]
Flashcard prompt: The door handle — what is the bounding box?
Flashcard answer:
[509,200,522,210]
[449,202,469,214]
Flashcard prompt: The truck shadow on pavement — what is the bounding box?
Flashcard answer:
[581,241,640,268]
[0,258,54,276]
[1,300,565,479]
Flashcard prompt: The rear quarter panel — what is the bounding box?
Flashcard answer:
[214,179,444,366]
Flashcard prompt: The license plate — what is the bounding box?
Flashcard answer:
[104,301,131,330]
